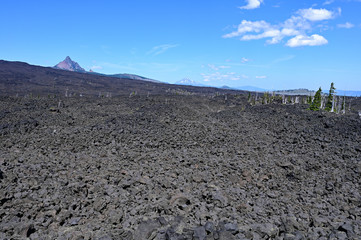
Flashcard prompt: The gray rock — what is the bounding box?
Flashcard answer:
[284,233,296,240]
[107,210,123,225]
[158,217,168,226]
[281,215,301,233]
[134,220,161,240]
[253,223,279,238]
[293,231,305,240]
[193,226,206,240]
[165,228,185,240]
[97,235,113,240]
[218,231,235,240]
[335,231,348,240]
[15,223,36,238]
[338,223,354,238]
[224,223,238,233]
[204,222,214,234]
[69,217,81,226]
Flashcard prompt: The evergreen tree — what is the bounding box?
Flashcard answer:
[309,87,322,111]
[307,95,312,105]
[325,82,336,111]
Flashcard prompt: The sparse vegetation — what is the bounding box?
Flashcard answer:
[307,95,312,105]
[325,82,336,112]
[309,87,322,111]
[166,88,195,96]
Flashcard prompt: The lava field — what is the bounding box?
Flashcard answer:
[0,94,360,240]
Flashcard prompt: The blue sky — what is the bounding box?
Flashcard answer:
[1,0,361,90]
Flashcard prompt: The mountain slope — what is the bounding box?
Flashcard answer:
[54,56,86,72]
[0,60,244,96]
[109,73,162,83]
[54,56,162,84]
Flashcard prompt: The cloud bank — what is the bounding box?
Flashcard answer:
[224,7,340,47]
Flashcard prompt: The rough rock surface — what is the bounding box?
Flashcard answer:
[0,94,360,239]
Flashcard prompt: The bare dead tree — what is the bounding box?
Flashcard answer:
[282,95,286,104]
[342,96,346,114]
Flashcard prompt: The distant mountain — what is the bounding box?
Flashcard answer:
[0,60,245,96]
[234,87,361,97]
[109,73,162,83]
[274,89,361,97]
[220,85,235,90]
[331,90,361,97]
[176,78,206,87]
[236,86,267,92]
[53,56,162,83]
[273,89,316,96]
[54,56,86,73]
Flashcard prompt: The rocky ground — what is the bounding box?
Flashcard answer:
[0,94,360,240]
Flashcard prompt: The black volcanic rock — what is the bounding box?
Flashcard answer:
[54,56,86,73]
[0,91,361,240]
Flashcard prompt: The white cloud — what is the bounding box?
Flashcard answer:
[223,20,270,38]
[239,0,263,10]
[337,22,354,28]
[286,34,328,47]
[208,64,231,71]
[283,16,311,31]
[223,19,302,45]
[241,29,281,41]
[219,65,231,69]
[201,71,246,82]
[256,76,267,79]
[223,7,338,47]
[323,0,335,5]
[147,44,179,56]
[241,57,250,63]
[297,8,335,21]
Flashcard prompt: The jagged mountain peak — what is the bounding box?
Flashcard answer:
[54,56,86,73]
